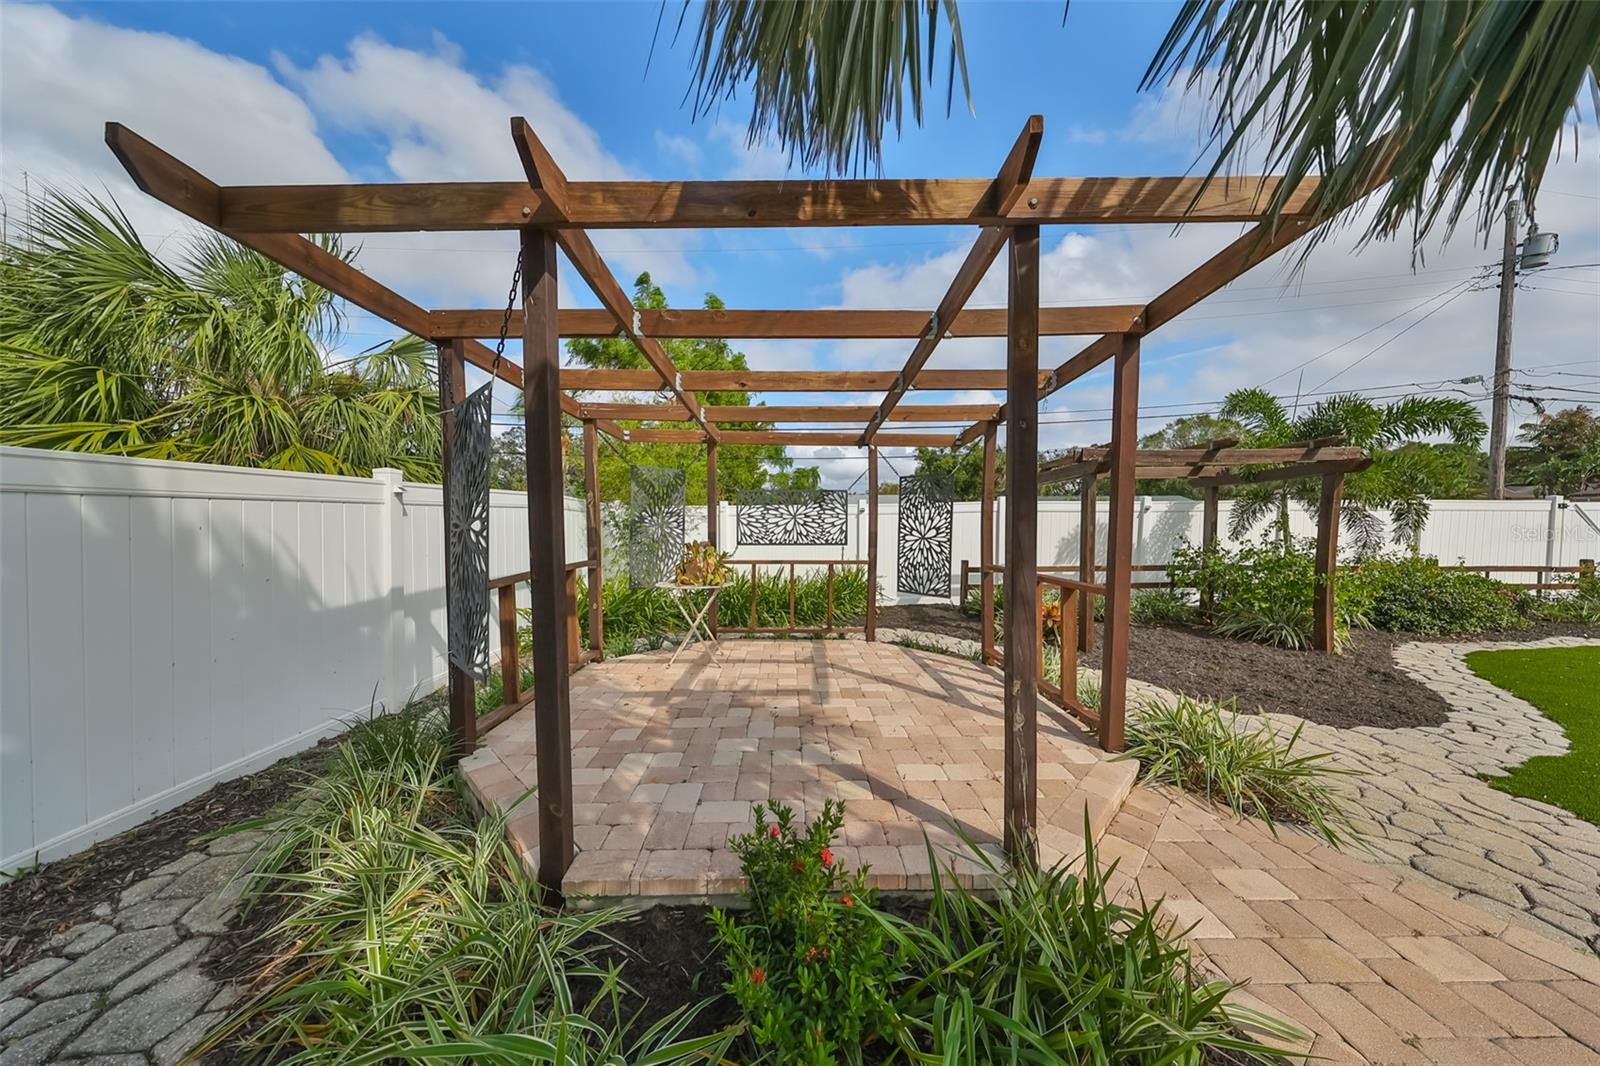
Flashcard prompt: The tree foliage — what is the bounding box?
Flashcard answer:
[1515,405,1600,496]
[0,189,439,478]
[564,274,794,504]
[1218,387,1486,553]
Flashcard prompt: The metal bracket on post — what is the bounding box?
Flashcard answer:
[925,312,939,341]
[1043,368,1058,394]
[632,309,643,338]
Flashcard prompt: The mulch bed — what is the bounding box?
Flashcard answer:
[0,734,342,973]
[878,604,1598,730]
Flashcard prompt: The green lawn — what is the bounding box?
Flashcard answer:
[1465,644,1600,825]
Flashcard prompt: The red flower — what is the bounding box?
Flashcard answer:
[750,967,765,985]
[805,946,819,962]
[768,824,781,840]
[841,894,853,907]
[819,847,834,868]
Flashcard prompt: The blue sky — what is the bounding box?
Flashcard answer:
[7,1,1598,484]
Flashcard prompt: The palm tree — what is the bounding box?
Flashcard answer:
[680,2,1599,248]
[0,188,440,478]
[1218,387,1485,553]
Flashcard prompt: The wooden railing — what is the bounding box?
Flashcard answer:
[718,559,869,636]
[1434,561,1593,592]
[1033,574,1110,735]
[959,560,1173,606]
[478,558,600,734]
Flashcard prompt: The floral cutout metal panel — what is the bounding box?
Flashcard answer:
[628,465,686,589]
[734,489,849,546]
[896,473,955,597]
[446,381,492,681]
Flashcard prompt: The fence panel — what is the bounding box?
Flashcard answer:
[4,444,1593,869]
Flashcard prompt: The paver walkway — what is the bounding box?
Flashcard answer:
[890,626,1600,953]
[1104,785,1600,1065]
[461,639,1138,897]
[1254,636,1600,954]
[0,832,260,1065]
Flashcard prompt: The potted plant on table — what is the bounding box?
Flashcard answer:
[676,540,730,586]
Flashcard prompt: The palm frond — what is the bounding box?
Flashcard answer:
[679,0,971,174]
[1143,1,1600,252]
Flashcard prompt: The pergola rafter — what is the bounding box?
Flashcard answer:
[511,118,718,441]
[863,116,1042,444]
[104,113,1388,897]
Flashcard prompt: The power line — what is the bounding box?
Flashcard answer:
[1253,273,1491,391]
[1309,283,1483,392]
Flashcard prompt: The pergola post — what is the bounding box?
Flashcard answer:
[1003,224,1040,865]
[582,420,604,661]
[706,441,719,637]
[980,423,998,666]
[437,338,477,758]
[1313,473,1344,653]
[866,446,879,641]
[1098,334,1140,753]
[1078,473,1097,655]
[521,227,574,897]
[1201,485,1220,618]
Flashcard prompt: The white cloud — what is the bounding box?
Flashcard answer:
[274,34,703,302]
[1,7,703,316]
[814,153,1600,451]
[1,3,347,245]
[655,130,702,170]
[709,118,793,179]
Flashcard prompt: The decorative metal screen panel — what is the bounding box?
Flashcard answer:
[628,465,686,588]
[446,382,492,681]
[735,489,848,546]
[897,473,955,597]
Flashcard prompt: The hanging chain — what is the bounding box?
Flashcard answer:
[491,248,525,379]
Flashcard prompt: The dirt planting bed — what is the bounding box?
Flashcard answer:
[878,604,1598,730]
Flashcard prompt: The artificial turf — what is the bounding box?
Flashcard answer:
[1464,644,1600,825]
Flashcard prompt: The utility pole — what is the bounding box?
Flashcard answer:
[1488,200,1519,500]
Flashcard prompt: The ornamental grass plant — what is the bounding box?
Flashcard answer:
[196,704,732,1064]
[1125,694,1360,848]
[878,828,1304,1064]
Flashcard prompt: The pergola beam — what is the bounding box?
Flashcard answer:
[621,428,960,448]
[960,138,1398,442]
[213,174,1325,233]
[865,116,1043,444]
[101,123,625,431]
[511,117,718,442]
[428,304,1144,339]
[577,402,999,423]
[561,369,1051,393]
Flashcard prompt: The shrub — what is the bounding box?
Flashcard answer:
[960,581,1003,618]
[1125,694,1360,847]
[1169,536,1372,651]
[1129,588,1197,626]
[1531,575,1600,625]
[581,567,869,652]
[475,663,534,715]
[710,801,894,1065]
[200,704,731,1064]
[880,829,1305,1062]
[1214,598,1320,650]
[1353,555,1530,634]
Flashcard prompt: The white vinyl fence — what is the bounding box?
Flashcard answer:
[0,447,583,871]
[3,445,1596,870]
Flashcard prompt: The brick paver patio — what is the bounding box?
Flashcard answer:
[461,640,1137,898]
[1103,786,1600,1065]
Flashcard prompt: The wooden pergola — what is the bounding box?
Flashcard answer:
[105,113,1392,895]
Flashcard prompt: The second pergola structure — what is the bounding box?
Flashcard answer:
[106,112,1391,893]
